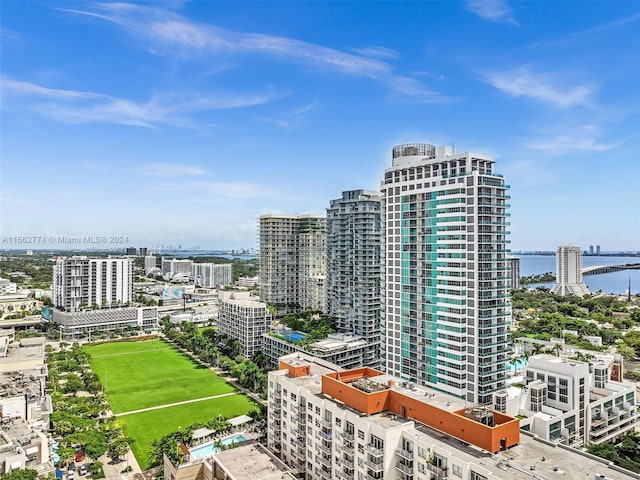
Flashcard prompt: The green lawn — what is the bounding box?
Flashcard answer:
[85,339,236,413]
[120,395,257,470]
[84,339,258,470]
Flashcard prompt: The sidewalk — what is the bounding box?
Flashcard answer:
[100,449,142,480]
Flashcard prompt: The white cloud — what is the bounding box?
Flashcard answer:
[350,45,399,59]
[1,77,284,128]
[466,0,517,25]
[526,124,628,152]
[62,3,447,103]
[483,66,595,108]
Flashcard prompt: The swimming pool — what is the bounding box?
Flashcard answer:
[507,358,528,371]
[189,434,246,459]
[281,331,306,343]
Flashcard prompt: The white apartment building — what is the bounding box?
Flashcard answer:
[161,258,194,278]
[217,291,272,357]
[381,144,511,405]
[144,255,157,274]
[0,279,17,295]
[551,244,590,296]
[326,189,382,367]
[193,263,232,288]
[259,214,326,313]
[52,256,133,311]
[262,330,371,370]
[496,354,638,447]
[267,353,634,480]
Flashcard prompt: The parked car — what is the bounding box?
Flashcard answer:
[79,465,87,476]
[67,464,75,473]
[75,452,84,463]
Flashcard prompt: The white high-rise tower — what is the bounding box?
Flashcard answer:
[551,244,590,296]
[381,143,511,405]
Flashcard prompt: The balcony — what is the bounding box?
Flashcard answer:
[316,443,332,455]
[318,455,332,468]
[395,461,413,475]
[364,458,384,472]
[427,463,448,480]
[317,430,333,441]
[366,445,384,457]
[339,456,354,468]
[340,431,355,441]
[318,468,332,479]
[395,447,413,459]
[319,418,332,428]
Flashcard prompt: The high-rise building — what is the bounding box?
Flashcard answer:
[52,256,133,311]
[161,258,193,278]
[596,245,601,255]
[144,255,157,274]
[139,247,148,256]
[326,189,382,367]
[259,214,326,313]
[551,244,590,296]
[508,256,521,290]
[381,143,511,405]
[589,245,594,255]
[125,247,137,256]
[193,263,232,287]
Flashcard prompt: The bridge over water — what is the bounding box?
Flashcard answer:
[582,263,640,276]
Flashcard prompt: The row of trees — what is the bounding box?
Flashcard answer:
[46,343,133,471]
[162,320,269,395]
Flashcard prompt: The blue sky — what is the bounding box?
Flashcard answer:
[1,1,639,251]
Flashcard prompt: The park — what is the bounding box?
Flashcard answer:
[85,339,258,470]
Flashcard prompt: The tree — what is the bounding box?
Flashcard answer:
[108,437,132,462]
[616,343,636,361]
[1,469,38,480]
[64,373,84,395]
[58,447,76,467]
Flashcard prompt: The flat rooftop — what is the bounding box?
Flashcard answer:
[210,442,295,480]
[410,426,640,480]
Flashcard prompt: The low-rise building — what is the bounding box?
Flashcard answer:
[495,354,638,447]
[262,329,371,370]
[42,305,158,340]
[164,440,296,480]
[0,279,17,295]
[0,416,54,478]
[217,291,271,358]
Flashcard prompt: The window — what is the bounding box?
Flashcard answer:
[452,464,463,477]
[358,430,365,440]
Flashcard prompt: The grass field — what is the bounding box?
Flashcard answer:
[120,395,257,470]
[85,339,237,413]
[84,339,257,470]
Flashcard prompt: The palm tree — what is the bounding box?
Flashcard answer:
[532,343,545,355]
[552,342,563,357]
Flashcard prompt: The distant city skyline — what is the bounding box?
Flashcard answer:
[2,1,639,251]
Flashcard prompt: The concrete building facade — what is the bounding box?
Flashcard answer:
[52,256,133,311]
[508,256,520,290]
[259,214,326,313]
[551,244,590,297]
[217,291,272,358]
[381,144,511,405]
[496,354,638,447]
[326,189,382,367]
[193,263,233,288]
